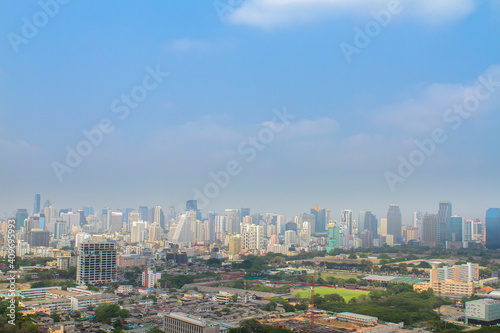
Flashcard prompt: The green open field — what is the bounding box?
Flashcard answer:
[292,287,369,302]
[317,273,361,280]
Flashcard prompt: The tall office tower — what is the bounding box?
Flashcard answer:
[33,194,41,215]
[277,215,286,236]
[446,216,463,242]
[82,206,94,217]
[108,211,122,233]
[26,229,50,247]
[43,200,51,209]
[300,213,316,235]
[463,220,473,243]
[78,210,87,227]
[226,209,239,235]
[359,211,378,238]
[228,235,243,255]
[149,222,162,242]
[53,219,68,240]
[138,206,149,222]
[486,208,500,250]
[129,211,141,223]
[15,209,28,231]
[437,201,452,244]
[379,218,388,236]
[299,221,312,245]
[326,223,340,252]
[123,208,133,224]
[61,212,81,232]
[311,205,327,234]
[285,222,298,232]
[341,210,353,236]
[413,211,423,240]
[154,206,165,230]
[386,204,402,239]
[173,214,193,245]
[25,216,40,232]
[339,223,349,248]
[186,200,197,212]
[284,230,297,247]
[168,205,177,222]
[43,206,57,234]
[76,240,117,286]
[240,208,250,222]
[203,219,215,244]
[215,214,228,240]
[422,213,438,246]
[242,224,265,250]
[39,214,45,231]
[131,221,147,243]
[360,229,373,248]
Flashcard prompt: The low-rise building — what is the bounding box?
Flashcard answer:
[465,298,500,326]
[336,312,378,326]
[163,312,220,333]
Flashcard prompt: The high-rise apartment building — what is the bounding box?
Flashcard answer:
[142,269,162,288]
[76,240,117,286]
[228,235,242,255]
[149,222,162,242]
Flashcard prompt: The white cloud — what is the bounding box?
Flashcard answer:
[227,0,477,29]
[374,65,500,132]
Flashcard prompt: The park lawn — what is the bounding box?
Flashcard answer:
[292,287,369,302]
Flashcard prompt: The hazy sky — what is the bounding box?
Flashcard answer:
[1,0,500,222]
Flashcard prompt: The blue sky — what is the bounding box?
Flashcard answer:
[1,0,500,222]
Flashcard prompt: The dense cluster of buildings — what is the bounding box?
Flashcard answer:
[2,196,500,264]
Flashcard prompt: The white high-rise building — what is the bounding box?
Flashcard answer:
[131,221,147,243]
[284,230,297,247]
[414,211,423,240]
[242,224,265,250]
[77,240,117,286]
[341,210,353,236]
[149,222,162,242]
[215,214,228,240]
[226,209,239,235]
[142,269,162,288]
[379,218,388,236]
[171,214,192,246]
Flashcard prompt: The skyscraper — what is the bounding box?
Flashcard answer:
[359,211,378,238]
[386,204,402,239]
[341,210,353,236]
[33,194,41,215]
[311,205,327,234]
[138,206,149,222]
[422,214,438,247]
[77,240,117,286]
[437,201,452,244]
[486,208,500,250]
[326,223,340,252]
[186,200,197,212]
[446,216,463,242]
[15,209,28,231]
[413,211,423,241]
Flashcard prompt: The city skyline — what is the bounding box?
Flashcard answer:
[1,2,500,222]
